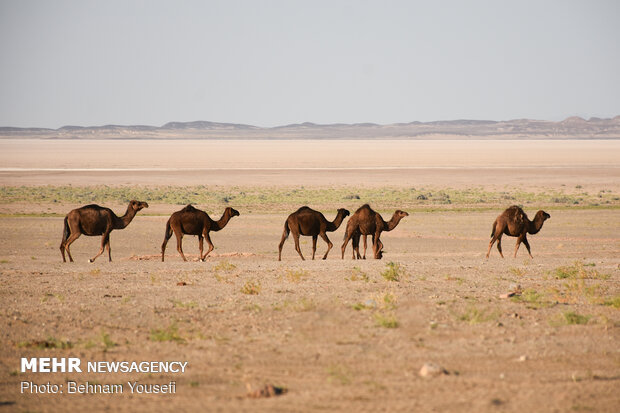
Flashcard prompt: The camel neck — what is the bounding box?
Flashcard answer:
[114,205,137,229]
[326,211,346,232]
[385,214,403,231]
[528,214,545,234]
[212,210,231,231]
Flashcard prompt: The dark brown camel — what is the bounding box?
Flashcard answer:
[278,206,350,261]
[486,205,550,259]
[60,200,149,263]
[161,205,240,262]
[341,204,409,259]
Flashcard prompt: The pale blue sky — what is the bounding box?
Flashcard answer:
[1,0,619,128]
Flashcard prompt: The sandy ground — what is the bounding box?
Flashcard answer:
[1,139,619,188]
[1,139,619,412]
[0,211,619,412]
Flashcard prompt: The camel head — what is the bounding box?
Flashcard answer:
[394,210,409,219]
[536,210,550,221]
[129,200,149,212]
[337,208,350,218]
[225,207,241,217]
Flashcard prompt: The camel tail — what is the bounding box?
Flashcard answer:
[164,219,173,241]
[283,220,290,240]
[491,220,497,238]
[61,216,70,244]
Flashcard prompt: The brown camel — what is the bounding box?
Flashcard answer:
[278,206,350,261]
[341,204,409,259]
[161,205,240,262]
[60,200,149,263]
[486,205,550,259]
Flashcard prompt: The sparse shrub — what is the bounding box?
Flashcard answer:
[100,331,117,351]
[284,268,309,283]
[603,296,620,309]
[348,267,369,282]
[352,302,371,311]
[512,288,556,309]
[381,262,403,282]
[374,312,399,328]
[458,305,497,325]
[552,261,609,280]
[170,299,198,309]
[241,280,261,295]
[560,311,591,325]
[214,261,236,272]
[294,298,316,312]
[327,365,351,385]
[17,337,73,349]
[149,323,186,343]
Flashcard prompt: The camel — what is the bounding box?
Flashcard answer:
[341,204,409,259]
[60,200,149,263]
[161,205,240,262]
[486,205,550,259]
[278,206,350,261]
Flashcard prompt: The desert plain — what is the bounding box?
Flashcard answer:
[0,138,619,412]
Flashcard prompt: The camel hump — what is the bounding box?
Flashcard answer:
[181,204,197,212]
[505,205,527,223]
[356,204,372,213]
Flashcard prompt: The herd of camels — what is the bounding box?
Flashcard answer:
[59,201,550,263]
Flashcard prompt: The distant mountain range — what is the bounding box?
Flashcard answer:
[2,116,619,139]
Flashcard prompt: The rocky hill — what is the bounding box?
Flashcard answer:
[2,116,619,139]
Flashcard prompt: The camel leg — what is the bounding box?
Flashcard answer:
[496,234,504,258]
[161,222,174,262]
[175,232,187,262]
[514,235,523,258]
[63,232,81,263]
[486,235,501,258]
[278,227,288,261]
[486,237,496,258]
[201,233,215,261]
[106,235,112,262]
[320,232,333,260]
[341,232,353,259]
[362,235,368,259]
[522,235,533,259]
[89,232,110,263]
[375,238,384,259]
[352,233,360,259]
[198,235,204,261]
[372,232,382,259]
[292,232,305,260]
[161,236,169,262]
[311,235,318,260]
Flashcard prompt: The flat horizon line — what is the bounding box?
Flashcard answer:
[2,165,619,172]
[2,114,620,131]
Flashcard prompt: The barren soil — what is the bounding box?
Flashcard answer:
[1,139,619,412]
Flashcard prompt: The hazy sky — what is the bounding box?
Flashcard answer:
[1,0,619,128]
